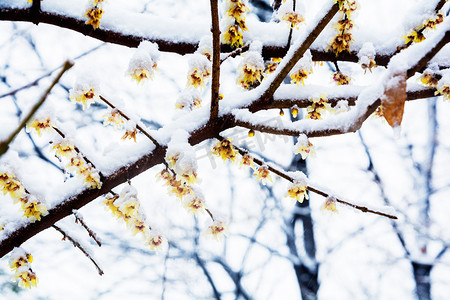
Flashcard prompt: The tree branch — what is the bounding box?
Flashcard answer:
[209,0,221,121]
[52,225,104,276]
[0,60,73,156]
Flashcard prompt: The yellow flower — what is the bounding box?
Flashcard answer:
[293,134,315,159]
[1,174,25,200]
[185,196,206,214]
[240,154,255,170]
[254,165,272,185]
[22,201,48,222]
[360,58,377,73]
[212,139,238,162]
[403,30,425,44]
[52,139,76,160]
[335,0,357,17]
[167,179,193,199]
[85,7,103,29]
[222,25,243,49]
[321,197,338,213]
[9,253,32,271]
[69,86,99,110]
[14,269,38,289]
[419,72,438,87]
[104,194,122,218]
[26,117,54,137]
[179,170,198,185]
[374,105,384,118]
[207,220,228,241]
[281,12,305,29]
[238,62,264,89]
[286,183,309,203]
[129,219,149,236]
[306,95,329,120]
[121,128,138,142]
[328,33,354,55]
[187,67,211,88]
[332,72,351,85]
[336,18,354,31]
[290,68,311,86]
[79,166,102,189]
[435,84,450,101]
[146,233,165,252]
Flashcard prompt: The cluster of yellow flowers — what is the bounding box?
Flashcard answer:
[51,137,102,189]
[290,50,313,86]
[293,134,315,160]
[85,0,105,29]
[237,50,265,89]
[277,0,305,29]
[127,41,160,84]
[0,171,48,222]
[9,248,38,289]
[25,117,53,137]
[221,0,249,48]
[328,0,357,55]
[403,12,444,45]
[104,186,165,251]
[306,94,330,120]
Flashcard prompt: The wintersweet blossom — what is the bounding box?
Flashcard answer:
[22,200,48,222]
[240,154,255,170]
[254,165,272,185]
[187,54,211,89]
[176,90,202,110]
[293,134,315,160]
[69,81,100,110]
[127,41,160,83]
[237,51,265,89]
[9,248,37,289]
[52,139,76,159]
[404,30,425,44]
[222,25,244,48]
[435,83,450,101]
[146,232,165,252]
[121,121,138,142]
[212,139,238,162]
[0,172,25,200]
[286,182,309,203]
[78,165,102,189]
[418,71,438,87]
[332,72,351,85]
[185,196,206,214]
[207,220,228,241]
[26,117,54,137]
[103,108,124,129]
[321,197,338,213]
[306,95,329,120]
[280,12,304,29]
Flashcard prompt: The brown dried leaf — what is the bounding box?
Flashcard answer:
[381,71,407,128]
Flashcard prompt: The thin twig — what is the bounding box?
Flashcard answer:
[72,209,102,247]
[0,45,103,100]
[0,60,73,157]
[220,44,250,64]
[209,0,221,121]
[52,225,104,276]
[99,95,160,147]
[227,139,397,219]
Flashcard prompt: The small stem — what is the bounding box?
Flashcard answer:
[52,225,104,276]
[99,95,160,147]
[72,210,102,247]
[210,0,221,121]
[0,60,73,157]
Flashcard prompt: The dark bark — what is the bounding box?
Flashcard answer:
[412,262,432,300]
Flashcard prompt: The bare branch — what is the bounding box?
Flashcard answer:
[0,60,73,156]
[52,225,104,276]
[72,209,102,247]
